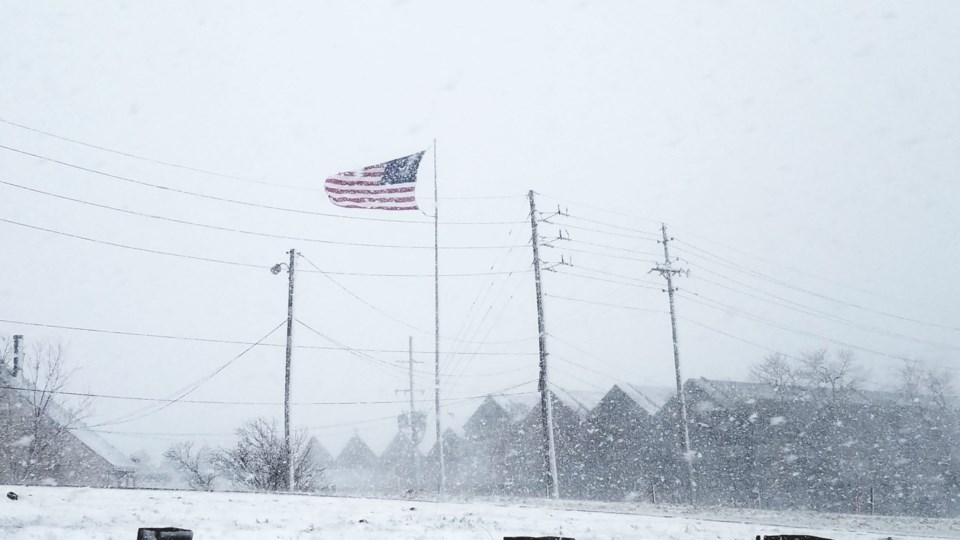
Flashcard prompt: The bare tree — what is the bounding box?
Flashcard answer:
[163,441,218,490]
[750,352,799,392]
[798,348,862,402]
[924,368,954,412]
[898,358,925,404]
[213,417,325,492]
[1,339,91,483]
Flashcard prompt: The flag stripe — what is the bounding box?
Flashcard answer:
[340,204,419,211]
[329,195,417,204]
[325,185,416,195]
[325,178,385,186]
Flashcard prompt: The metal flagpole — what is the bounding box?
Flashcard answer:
[433,139,445,494]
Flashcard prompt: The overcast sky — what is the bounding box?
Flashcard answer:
[1,0,958,460]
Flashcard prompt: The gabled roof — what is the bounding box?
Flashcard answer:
[618,384,674,414]
[489,393,540,422]
[335,434,379,469]
[550,386,606,419]
[0,368,133,471]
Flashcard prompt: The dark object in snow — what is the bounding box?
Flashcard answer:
[757,536,833,540]
[136,527,193,540]
[6,492,18,500]
[358,519,369,524]
[504,537,575,540]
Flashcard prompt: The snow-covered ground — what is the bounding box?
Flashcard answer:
[2,485,959,540]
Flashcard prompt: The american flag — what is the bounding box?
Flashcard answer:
[324,151,425,211]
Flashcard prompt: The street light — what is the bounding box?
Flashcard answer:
[272,249,297,491]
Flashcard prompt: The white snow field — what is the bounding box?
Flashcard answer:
[2,485,960,540]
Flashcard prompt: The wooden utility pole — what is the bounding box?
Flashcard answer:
[408,336,422,491]
[282,248,297,492]
[528,190,559,499]
[433,139,445,494]
[651,224,695,503]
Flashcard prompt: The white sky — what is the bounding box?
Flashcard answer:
[0,0,958,460]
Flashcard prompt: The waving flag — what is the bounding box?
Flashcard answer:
[324,151,424,211]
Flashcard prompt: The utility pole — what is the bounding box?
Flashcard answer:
[651,224,696,503]
[528,190,559,499]
[408,337,421,491]
[397,336,423,492]
[282,248,297,492]
[433,139,445,494]
[12,334,22,377]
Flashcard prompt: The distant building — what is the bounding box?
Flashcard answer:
[326,433,379,494]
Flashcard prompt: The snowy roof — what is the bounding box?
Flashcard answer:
[489,392,540,423]
[0,368,134,471]
[550,386,607,418]
[618,384,675,414]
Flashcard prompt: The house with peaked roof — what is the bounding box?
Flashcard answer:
[0,366,135,487]
[580,384,672,501]
[653,377,960,515]
[326,433,379,494]
[422,428,464,491]
[378,432,421,492]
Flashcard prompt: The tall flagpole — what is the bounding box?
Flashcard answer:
[433,139,445,494]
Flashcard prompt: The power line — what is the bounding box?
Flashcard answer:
[0,216,268,269]
[533,192,664,227]
[0,384,521,406]
[1,115,526,202]
[298,252,534,346]
[545,245,660,264]
[682,261,960,352]
[0,214,529,277]
[0,143,524,226]
[678,317,803,361]
[83,321,287,428]
[0,116,320,191]
[294,318,433,378]
[560,238,661,258]
[0,179,526,250]
[552,269,662,291]
[674,240,960,333]
[544,293,667,314]
[542,221,658,242]
[0,317,538,356]
[670,229,960,318]
[677,290,950,365]
[563,264,663,288]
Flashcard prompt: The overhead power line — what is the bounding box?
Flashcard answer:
[677,290,953,366]
[544,293,666,314]
[82,321,287,428]
[674,239,960,333]
[0,116,525,202]
[0,143,523,226]
[0,216,266,269]
[682,261,960,352]
[0,116,321,191]
[0,214,528,277]
[670,229,960,317]
[0,384,517,406]
[0,317,538,356]
[0,179,525,250]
